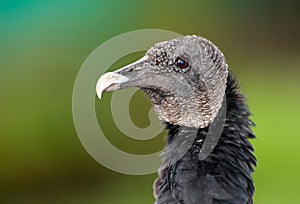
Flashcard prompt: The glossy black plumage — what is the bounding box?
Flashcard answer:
[154,72,256,204]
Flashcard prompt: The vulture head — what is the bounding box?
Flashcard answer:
[96,35,228,128]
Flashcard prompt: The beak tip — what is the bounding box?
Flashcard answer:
[96,92,102,100]
[96,80,104,100]
[95,72,129,100]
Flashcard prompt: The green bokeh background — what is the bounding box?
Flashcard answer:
[1,0,300,203]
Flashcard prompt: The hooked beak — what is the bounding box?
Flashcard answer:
[96,55,149,99]
[96,72,129,99]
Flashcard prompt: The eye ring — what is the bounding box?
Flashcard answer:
[175,56,189,69]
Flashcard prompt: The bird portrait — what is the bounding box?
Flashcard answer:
[96,35,256,204]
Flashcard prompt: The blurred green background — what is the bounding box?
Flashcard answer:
[1,0,300,203]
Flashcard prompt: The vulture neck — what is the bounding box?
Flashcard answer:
[154,73,256,204]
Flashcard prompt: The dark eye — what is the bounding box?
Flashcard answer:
[175,56,189,69]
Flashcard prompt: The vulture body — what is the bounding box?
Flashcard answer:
[96,35,256,204]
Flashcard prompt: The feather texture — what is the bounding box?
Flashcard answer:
[154,72,256,204]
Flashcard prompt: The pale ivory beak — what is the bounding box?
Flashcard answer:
[96,55,149,99]
[96,72,129,99]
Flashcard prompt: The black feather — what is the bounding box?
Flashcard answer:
[154,72,256,204]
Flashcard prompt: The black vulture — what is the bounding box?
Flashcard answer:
[96,35,256,204]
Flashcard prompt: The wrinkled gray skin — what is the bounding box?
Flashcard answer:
[97,35,228,128]
[96,35,255,204]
